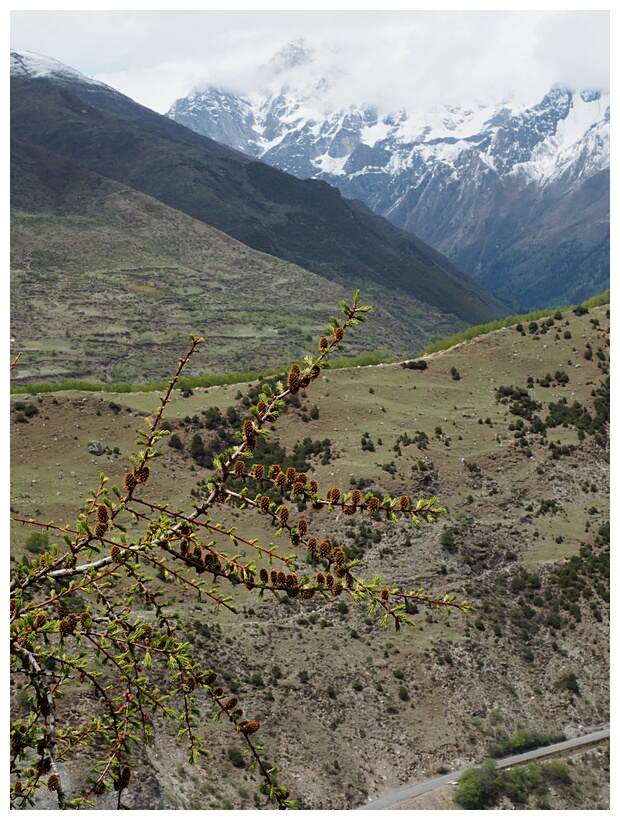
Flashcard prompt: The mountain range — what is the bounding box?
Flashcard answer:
[167,42,610,311]
[10,48,508,384]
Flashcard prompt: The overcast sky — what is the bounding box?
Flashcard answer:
[9,7,611,115]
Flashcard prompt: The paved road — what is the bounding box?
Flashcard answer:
[356,727,610,810]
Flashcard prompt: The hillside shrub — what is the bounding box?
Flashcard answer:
[168,433,183,450]
[487,728,565,759]
[454,766,488,809]
[10,292,474,810]
[440,528,457,549]
[24,532,49,554]
[228,747,245,769]
[495,385,542,420]
[456,758,572,810]
[554,672,580,696]
[401,359,428,370]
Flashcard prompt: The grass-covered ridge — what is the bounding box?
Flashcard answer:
[11,293,608,396]
[10,351,393,396]
[421,291,610,356]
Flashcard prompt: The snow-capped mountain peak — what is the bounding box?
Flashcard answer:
[267,40,313,74]
[168,63,608,189]
[10,48,105,89]
[166,45,609,310]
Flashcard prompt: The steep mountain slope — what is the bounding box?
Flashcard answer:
[10,300,610,809]
[10,138,419,384]
[167,43,609,310]
[10,49,507,367]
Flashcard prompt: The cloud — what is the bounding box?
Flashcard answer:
[534,11,611,93]
[10,10,610,114]
[186,11,610,115]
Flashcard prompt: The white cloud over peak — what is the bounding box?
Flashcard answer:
[10,10,610,115]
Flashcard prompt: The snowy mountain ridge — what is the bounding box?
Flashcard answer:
[10,48,109,90]
[166,42,609,309]
[169,79,609,189]
[11,45,510,349]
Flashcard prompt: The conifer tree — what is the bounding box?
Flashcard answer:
[10,292,473,809]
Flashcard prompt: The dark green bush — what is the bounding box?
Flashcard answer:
[554,672,580,696]
[401,359,428,371]
[168,433,183,450]
[227,747,245,769]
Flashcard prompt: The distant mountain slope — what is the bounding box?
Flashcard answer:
[166,43,609,310]
[10,49,508,354]
[10,138,421,384]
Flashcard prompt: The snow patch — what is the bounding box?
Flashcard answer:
[360,121,391,147]
[311,152,349,176]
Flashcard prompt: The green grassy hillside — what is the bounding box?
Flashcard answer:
[11,141,416,385]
